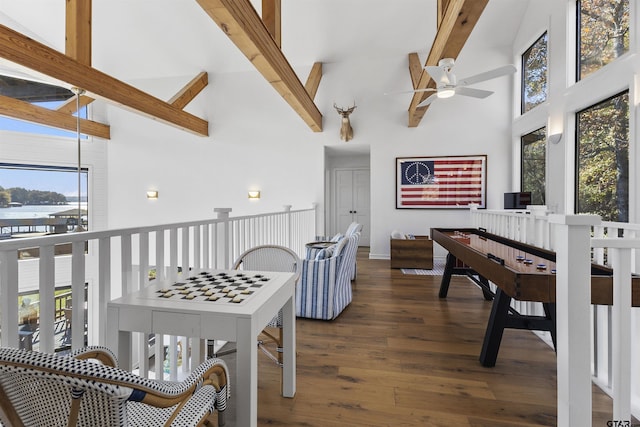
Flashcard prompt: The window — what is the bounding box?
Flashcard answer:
[521,128,546,205]
[578,0,629,80]
[0,163,89,236]
[521,32,548,113]
[576,91,629,222]
[0,75,87,137]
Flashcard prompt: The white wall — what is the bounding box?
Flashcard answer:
[92,47,515,260]
[1,54,517,262]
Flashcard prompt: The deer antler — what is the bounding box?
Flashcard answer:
[334,101,357,116]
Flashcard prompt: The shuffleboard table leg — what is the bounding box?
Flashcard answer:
[438,253,457,298]
[479,288,512,367]
[477,276,494,301]
[543,302,557,351]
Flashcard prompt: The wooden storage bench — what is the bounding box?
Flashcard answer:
[390,235,433,269]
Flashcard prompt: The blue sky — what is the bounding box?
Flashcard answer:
[0,167,86,197]
[1,101,88,197]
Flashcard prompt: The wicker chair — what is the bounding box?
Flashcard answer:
[0,346,229,427]
[232,245,301,369]
[296,233,359,320]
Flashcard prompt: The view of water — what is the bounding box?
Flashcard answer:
[0,204,86,220]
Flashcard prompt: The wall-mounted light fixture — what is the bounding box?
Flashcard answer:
[147,190,159,199]
[248,190,261,200]
[548,133,562,144]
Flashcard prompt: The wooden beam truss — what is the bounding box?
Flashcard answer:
[407,0,489,127]
[0,94,110,139]
[196,0,322,132]
[0,24,209,136]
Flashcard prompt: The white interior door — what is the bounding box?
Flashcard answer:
[334,168,370,246]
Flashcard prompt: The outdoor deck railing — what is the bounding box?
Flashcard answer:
[470,206,639,426]
[0,205,317,379]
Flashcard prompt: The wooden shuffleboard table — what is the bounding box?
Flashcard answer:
[431,227,640,367]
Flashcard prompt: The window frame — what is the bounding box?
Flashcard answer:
[521,31,548,114]
[574,90,629,222]
[576,0,630,81]
[520,127,547,206]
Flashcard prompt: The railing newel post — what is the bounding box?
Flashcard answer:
[214,208,232,269]
[549,214,600,427]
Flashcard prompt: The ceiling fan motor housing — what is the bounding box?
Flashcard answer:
[438,58,456,68]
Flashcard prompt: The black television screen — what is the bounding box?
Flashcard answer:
[504,192,532,209]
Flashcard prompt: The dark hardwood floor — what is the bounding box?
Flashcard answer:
[220,248,619,426]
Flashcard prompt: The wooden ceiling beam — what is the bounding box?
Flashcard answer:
[57,94,95,114]
[408,53,422,90]
[262,0,281,48]
[0,94,110,139]
[65,0,92,66]
[196,0,322,132]
[407,0,489,127]
[168,72,209,109]
[0,24,209,136]
[304,62,322,100]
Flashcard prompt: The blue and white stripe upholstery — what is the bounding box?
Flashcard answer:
[296,233,359,320]
[0,346,229,427]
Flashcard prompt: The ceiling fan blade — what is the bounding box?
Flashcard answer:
[455,86,494,99]
[425,65,449,85]
[416,93,438,108]
[383,88,437,96]
[458,64,516,87]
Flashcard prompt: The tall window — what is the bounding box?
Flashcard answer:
[521,128,546,205]
[576,91,629,222]
[578,0,629,80]
[521,32,548,113]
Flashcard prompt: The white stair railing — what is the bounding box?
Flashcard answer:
[470,208,640,424]
[0,205,317,380]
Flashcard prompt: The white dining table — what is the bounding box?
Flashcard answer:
[106,269,297,427]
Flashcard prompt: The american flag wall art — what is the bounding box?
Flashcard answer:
[396,155,487,209]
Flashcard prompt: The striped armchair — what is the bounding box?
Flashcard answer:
[0,346,230,427]
[296,233,360,320]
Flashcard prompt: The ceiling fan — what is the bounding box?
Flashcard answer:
[407,58,516,107]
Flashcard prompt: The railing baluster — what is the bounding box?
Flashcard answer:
[169,228,178,281]
[194,225,201,273]
[181,226,190,277]
[71,240,86,351]
[97,237,111,346]
[38,245,55,353]
[0,250,19,348]
[155,229,165,282]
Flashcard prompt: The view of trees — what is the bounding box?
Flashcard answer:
[0,185,67,207]
[522,32,547,113]
[521,128,546,205]
[579,0,629,79]
[519,0,629,222]
[575,0,629,222]
[576,91,629,222]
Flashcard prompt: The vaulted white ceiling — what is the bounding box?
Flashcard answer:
[0,0,529,82]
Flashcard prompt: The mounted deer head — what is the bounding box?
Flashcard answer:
[334,102,357,142]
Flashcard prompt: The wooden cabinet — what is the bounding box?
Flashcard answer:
[390,236,433,269]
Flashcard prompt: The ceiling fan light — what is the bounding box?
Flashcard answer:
[437,88,455,99]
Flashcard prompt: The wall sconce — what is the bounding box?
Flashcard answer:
[548,133,562,144]
[146,190,159,199]
[248,190,261,200]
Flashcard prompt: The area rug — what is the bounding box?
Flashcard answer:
[401,260,446,276]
